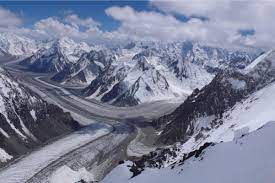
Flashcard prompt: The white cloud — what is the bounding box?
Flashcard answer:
[0,6,22,28]
[1,2,275,51]
[150,0,275,50]
[64,14,101,29]
[34,17,79,38]
[105,6,205,42]
[31,16,104,44]
[105,6,243,49]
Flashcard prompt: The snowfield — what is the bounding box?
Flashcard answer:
[102,122,275,183]
[49,165,94,183]
[0,123,111,183]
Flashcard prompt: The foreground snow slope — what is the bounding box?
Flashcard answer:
[168,79,275,162]
[102,122,275,183]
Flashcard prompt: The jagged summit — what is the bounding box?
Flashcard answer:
[79,42,256,106]
[0,32,40,56]
[51,49,112,85]
[19,37,91,73]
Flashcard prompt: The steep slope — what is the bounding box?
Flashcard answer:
[51,49,113,86]
[0,68,80,167]
[154,50,274,145]
[20,37,91,73]
[101,50,275,183]
[103,122,275,183]
[112,56,180,106]
[0,48,8,57]
[82,42,255,106]
[82,54,188,106]
[0,32,40,56]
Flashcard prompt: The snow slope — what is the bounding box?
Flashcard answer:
[49,165,94,183]
[0,32,40,56]
[102,122,275,183]
[20,37,91,73]
[243,50,273,73]
[51,50,111,86]
[82,41,255,106]
[167,79,275,164]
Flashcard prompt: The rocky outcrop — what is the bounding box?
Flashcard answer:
[0,69,81,167]
[51,50,112,85]
[154,50,275,145]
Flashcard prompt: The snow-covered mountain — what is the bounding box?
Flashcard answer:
[51,49,113,86]
[0,32,40,56]
[11,35,256,106]
[154,50,274,145]
[0,68,80,166]
[19,37,91,73]
[80,42,256,106]
[101,49,275,183]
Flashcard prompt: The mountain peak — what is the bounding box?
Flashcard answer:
[52,37,77,49]
[134,56,153,71]
[0,32,39,56]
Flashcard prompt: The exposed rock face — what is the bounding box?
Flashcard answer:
[154,50,275,145]
[108,50,275,181]
[19,37,91,73]
[0,68,81,166]
[51,50,113,85]
[80,42,256,106]
[153,70,255,144]
[20,47,72,73]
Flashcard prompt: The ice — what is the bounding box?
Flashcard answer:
[0,124,111,183]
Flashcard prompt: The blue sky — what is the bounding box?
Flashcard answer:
[0,1,152,31]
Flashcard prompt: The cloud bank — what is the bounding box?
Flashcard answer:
[1,1,275,51]
[0,6,22,28]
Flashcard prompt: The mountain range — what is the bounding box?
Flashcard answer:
[10,34,257,106]
[102,49,275,182]
[0,30,274,183]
